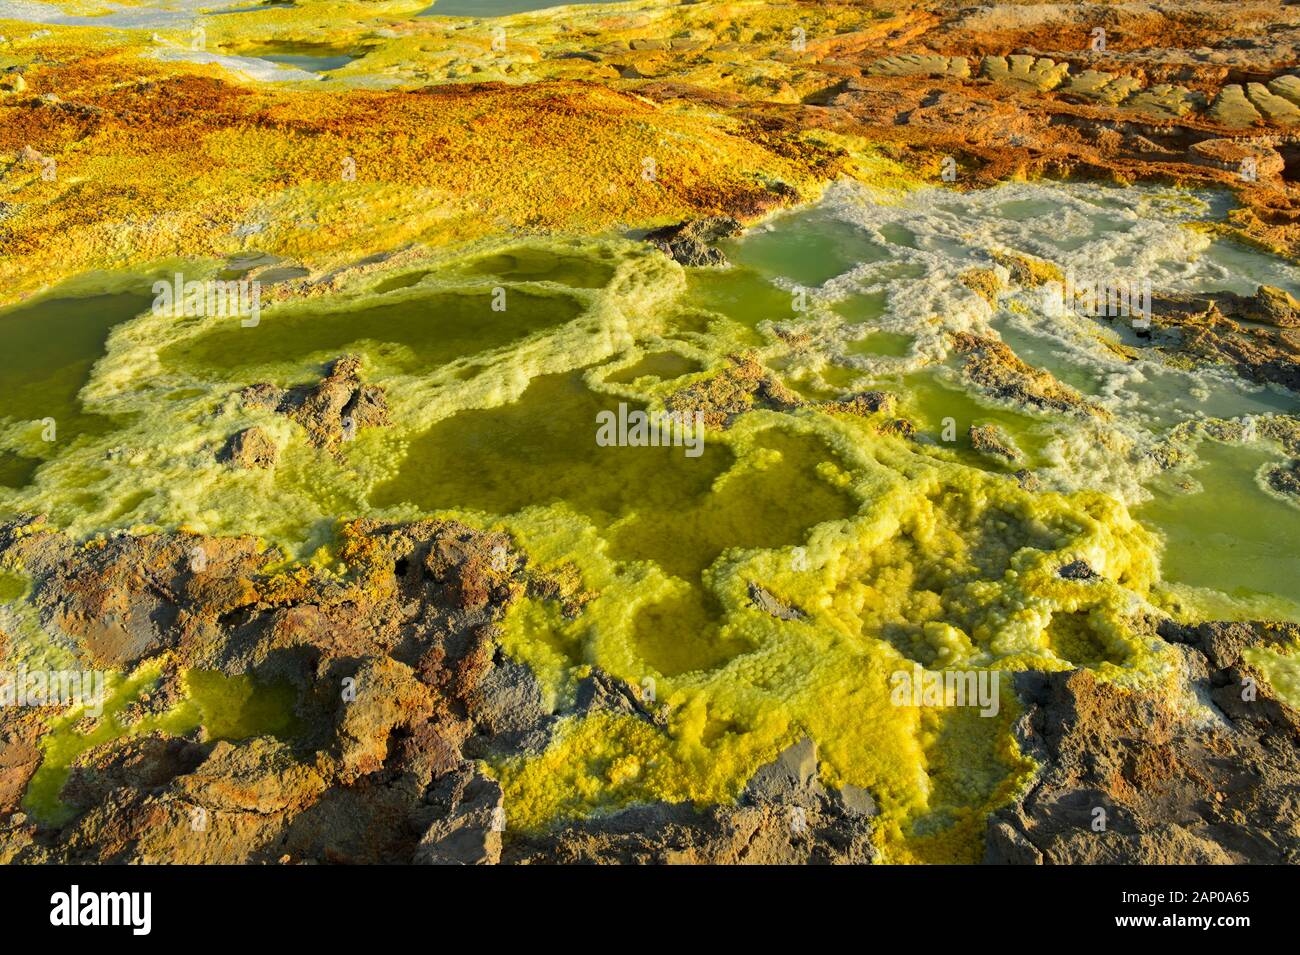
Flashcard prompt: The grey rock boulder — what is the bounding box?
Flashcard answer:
[415,766,504,865]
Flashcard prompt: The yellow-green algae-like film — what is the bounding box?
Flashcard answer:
[23,664,299,827]
[485,415,1168,863]
[1244,641,1300,709]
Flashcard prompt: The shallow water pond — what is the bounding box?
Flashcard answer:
[241,42,362,73]
[373,370,860,582]
[162,287,583,378]
[0,288,151,442]
[721,208,891,287]
[1136,441,1300,608]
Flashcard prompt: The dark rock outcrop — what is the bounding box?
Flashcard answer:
[747,582,806,621]
[951,332,1108,418]
[822,390,896,418]
[645,216,743,267]
[1144,287,1300,391]
[665,352,803,428]
[969,423,1023,464]
[238,355,390,455]
[985,620,1300,864]
[1056,559,1097,580]
[222,426,278,470]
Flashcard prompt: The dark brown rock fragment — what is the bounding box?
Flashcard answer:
[644,216,743,267]
[222,426,277,469]
[665,352,803,429]
[748,582,806,621]
[238,355,390,456]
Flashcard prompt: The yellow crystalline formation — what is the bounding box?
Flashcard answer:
[1244,643,1300,708]
[492,418,1172,863]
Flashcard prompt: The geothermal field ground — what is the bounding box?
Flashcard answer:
[2,0,1300,876]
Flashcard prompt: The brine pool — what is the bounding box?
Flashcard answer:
[4,178,1300,857]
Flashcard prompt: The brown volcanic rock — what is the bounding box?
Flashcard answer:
[665,353,803,428]
[221,426,278,470]
[415,764,505,865]
[821,390,897,418]
[1145,288,1300,390]
[238,355,390,456]
[1189,138,1285,180]
[336,657,436,781]
[0,517,268,670]
[986,620,1300,864]
[645,216,743,267]
[1265,459,1300,501]
[969,423,1023,465]
[747,582,807,622]
[53,737,331,864]
[171,737,327,817]
[0,708,47,816]
[0,515,539,862]
[951,332,1108,418]
[61,733,208,814]
[1153,285,1300,329]
[200,518,527,682]
[423,523,521,614]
